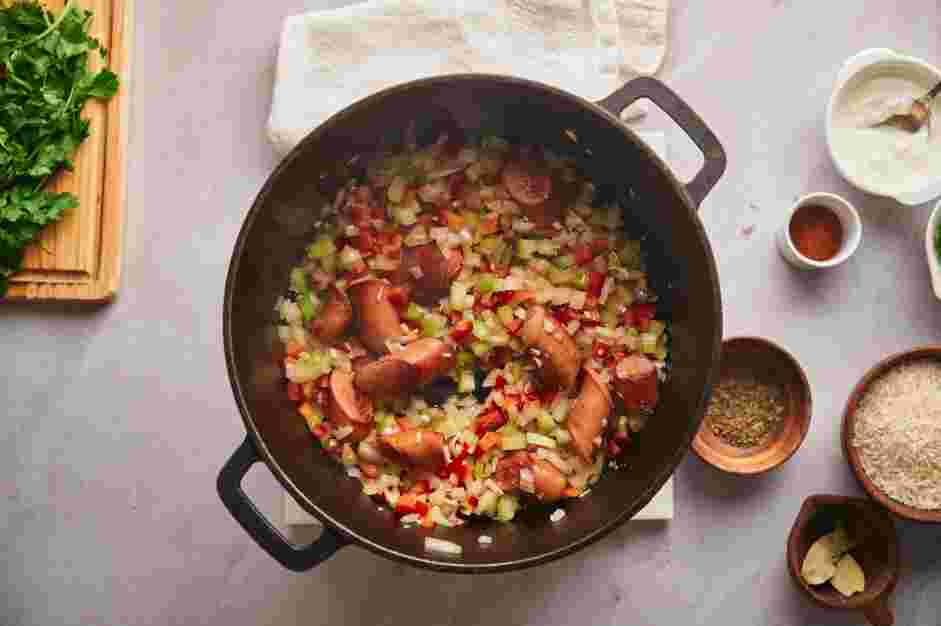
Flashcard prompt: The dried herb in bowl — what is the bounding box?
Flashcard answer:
[0,0,119,295]
[705,373,786,448]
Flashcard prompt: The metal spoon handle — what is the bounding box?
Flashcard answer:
[918,80,941,105]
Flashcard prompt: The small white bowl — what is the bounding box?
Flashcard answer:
[777,192,862,270]
[927,200,941,300]
[826,48,941,206]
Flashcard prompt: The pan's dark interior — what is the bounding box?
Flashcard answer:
[224,76,722,571]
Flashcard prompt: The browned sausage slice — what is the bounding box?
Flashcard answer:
[381,430,446,468]
[614,354,659,410]
[349,279,404,354]
[395,338,455,385]
[567,367,613,462]
[531,459,567,502]
[502,161,551,206]
[354,358,420,400]
[310,287,352,344]
[327,370,373,442]
[493,450,530,492]
[521,305,580,392]
[395,243,451,305]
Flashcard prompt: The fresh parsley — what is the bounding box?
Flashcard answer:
[936,218,941,263]
[0,0,119,294]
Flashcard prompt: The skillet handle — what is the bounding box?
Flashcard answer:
[217,436,349,572]
[597,77,727,209]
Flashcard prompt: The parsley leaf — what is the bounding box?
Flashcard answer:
[0,1,119,295]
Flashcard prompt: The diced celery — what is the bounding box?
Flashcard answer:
[338,246,363,270]
[375,412,396,433]
[300,296,315,322]
[458,371,476,393]
[450,282,470,310]
[307,236,336,260]
[496,306,515,327]
[500,427,527,451]
[647,320,667,337]
[517,239,538,259]
[472,319,490,341]
[476,490,499,515]
[574,271,589,290]
[547,266,575,286]
[526,432,557,448]
[537,411,556,434]
[537,240,560,256]
[470,341,491,358]
[422,314,447,338]
[290,268,307,294]
[456,350,475,369]
[479,237,503,255]
[640,333,659,354]
[404,302,425,321]
[391,205,418,226]
[388,176,407,203]
[496,494,519,522]
[551,427,572,446]
[620,240,643,269]
[477,274,499,294]
[555,254,575,269]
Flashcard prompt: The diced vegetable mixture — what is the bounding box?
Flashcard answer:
[276,132,668,529]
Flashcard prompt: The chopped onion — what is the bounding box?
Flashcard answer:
[549,508,566,523]
[478,535,493,545]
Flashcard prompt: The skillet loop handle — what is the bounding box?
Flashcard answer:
[217,436,349,572]
[597,76,727,209]
[863,596,894,626]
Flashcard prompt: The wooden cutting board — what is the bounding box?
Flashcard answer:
[4,0,132,302]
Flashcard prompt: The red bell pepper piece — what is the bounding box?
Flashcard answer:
[631,303,656,331]
[286,382,302,402]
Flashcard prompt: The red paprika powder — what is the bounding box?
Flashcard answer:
[789,204,843,261]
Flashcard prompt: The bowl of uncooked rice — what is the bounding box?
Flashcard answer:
[843,347,941,523]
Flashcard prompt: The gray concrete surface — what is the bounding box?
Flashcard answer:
[2,1,940,625]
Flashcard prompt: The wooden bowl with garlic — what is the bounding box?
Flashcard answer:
[787,495,899,626]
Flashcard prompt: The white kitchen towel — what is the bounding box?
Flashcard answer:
[267,0,669,155]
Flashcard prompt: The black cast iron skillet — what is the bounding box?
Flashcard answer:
[218,75,725,573]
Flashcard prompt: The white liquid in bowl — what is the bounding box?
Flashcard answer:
[831,64,941,197]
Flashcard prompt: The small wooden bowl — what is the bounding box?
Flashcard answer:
[787,495,899,626]
[692,337,812,475]
[842,346,941,523]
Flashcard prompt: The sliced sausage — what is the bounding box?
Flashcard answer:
[531,459,566,502]
[381,429,445,468]
[494,450,530,492]
[395,338,455,385]
[310,287,352,344]
[326,370,373,442]
[521,305,580,392]
[614,354,659,410]
[354,358,420,400]
[494,452,567,502]
[349,279,403,354]
[446,248,463,279]
[354,338,453,399]
[502,161,551,206]
[525,174,578,233]
[395,243,451,305]
[567,367,614,462]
